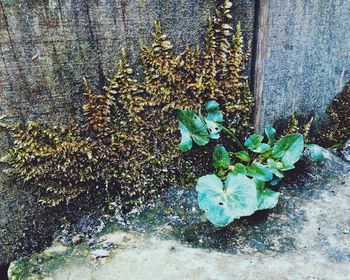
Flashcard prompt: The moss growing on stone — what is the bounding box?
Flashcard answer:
[283,114,313,143]
[323,82,350,146]
[1,0,253,206]
[8,243,90,280]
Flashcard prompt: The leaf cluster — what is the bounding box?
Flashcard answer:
[177,101,326,227]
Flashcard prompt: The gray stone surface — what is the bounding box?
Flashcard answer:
[255,0,350,131]
[341,139,350,162]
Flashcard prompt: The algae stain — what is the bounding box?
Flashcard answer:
[8,243,91,280]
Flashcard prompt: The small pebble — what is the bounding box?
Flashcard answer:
[91,249,110,258]
[123,236,131,242]
[103,242,115,250]
[343,229,349,234]
[87,239,96,247]
[72,235,81,245]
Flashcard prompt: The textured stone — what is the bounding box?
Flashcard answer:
[0,0,254,125]
[255,0,350,131]
[0,178,105,266]
[341,139,350,162]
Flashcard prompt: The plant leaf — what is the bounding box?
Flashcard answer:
[205,101,223,122]
[279,161,295,171]
[244,134,264,151]
[265,126,276,146]
[234,151,251,163]
[196,174,257,227]
[203,101,224,139]
[213,145,231,169]
[205,119,222,139]
[231,163,247,175]
[253,143,271,153]
[178,110,209,151]
[267,159,284,178]
[270,177,282,186]
[178,122,193,152]
[272,134,304,166]
[306,144,326,163]
[257,184,280,210]
[247,162,273,182]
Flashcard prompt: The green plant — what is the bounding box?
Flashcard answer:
[177,101,326,227]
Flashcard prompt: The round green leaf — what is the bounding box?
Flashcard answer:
[257,187,280,210]
[254,179,280,210]
[272,134,304,165]
[196,174,223,193]
[205,101,224,122]
[196,174,257,227]
[231,163,247,175]
[213,145,231,169]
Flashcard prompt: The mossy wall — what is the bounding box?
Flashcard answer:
[0,0,255,265]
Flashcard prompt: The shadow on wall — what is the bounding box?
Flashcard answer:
[0,264,9,280]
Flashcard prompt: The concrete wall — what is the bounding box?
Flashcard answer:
[254,0,350,131]
[0,0,254,125]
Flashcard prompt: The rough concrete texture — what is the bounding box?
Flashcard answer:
[0,178,107,266]
[0,0,254,125]
[9,150,350,279]
[256,0,350,131]
[0,0,255,266]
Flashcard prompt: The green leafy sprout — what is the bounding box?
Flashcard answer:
[177,101,326,227]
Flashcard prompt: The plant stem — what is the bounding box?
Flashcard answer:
[220,125,245,150]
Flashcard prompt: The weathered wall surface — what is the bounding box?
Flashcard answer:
[254,0,350,131]
[0,0,255,125]
[0,0,255,265]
